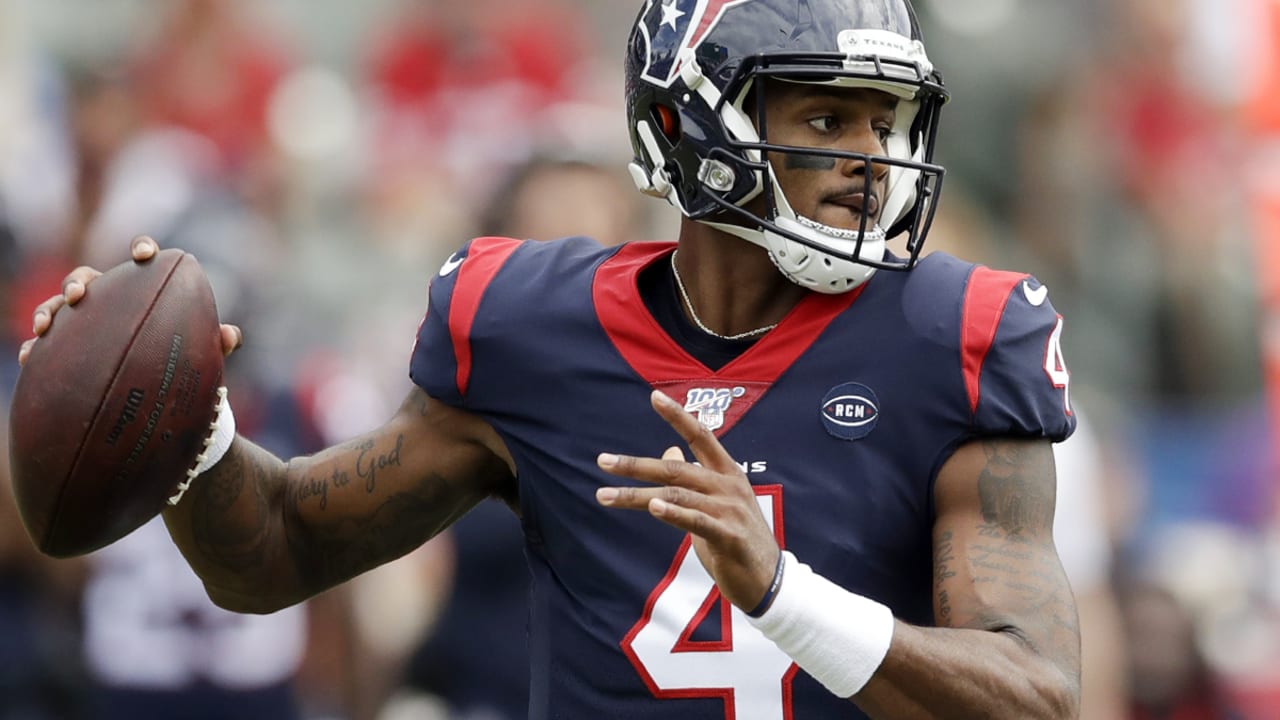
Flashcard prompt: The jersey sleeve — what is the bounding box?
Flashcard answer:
[961,267,1075,441]
[409,236,523,407]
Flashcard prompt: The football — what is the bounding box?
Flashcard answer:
[8,249,224,558]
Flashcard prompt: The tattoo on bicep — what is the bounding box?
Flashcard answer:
[976,440,1054,543]
[948,530,1080,669]
[935,442,1081,672]
[294,464,352,512]
[356,434,405,493]
[289,434,407,514]
[414,389,431,417]
[967,505,1080,669]
[983,541,1080,654]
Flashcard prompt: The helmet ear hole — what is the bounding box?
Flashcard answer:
[652,104,680,140]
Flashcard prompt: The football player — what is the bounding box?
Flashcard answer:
[24,1,1081,717]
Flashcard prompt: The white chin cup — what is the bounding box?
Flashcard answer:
[761,215,883,294]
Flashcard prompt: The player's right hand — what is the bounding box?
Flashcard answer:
[18,235,244,366]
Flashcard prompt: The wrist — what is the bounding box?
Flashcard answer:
[746,548,786,618]
[746,551,895,698]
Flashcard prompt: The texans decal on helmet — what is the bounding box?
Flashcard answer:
[636,0,753,87]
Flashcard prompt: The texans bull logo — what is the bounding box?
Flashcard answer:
[636,0,754,87]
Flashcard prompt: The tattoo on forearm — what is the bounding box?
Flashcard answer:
[191,452,272,573]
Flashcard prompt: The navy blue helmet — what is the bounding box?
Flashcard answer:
[625,0,948,292]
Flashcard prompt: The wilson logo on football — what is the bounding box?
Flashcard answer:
[820,383,880,441]
[684,386,746,431]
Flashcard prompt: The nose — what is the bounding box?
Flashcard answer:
[838,126,890,184]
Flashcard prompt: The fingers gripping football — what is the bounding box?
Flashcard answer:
[31,262,97,336]
[19,236,243,366]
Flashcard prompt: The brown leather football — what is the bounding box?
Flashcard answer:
[8,249,224,557]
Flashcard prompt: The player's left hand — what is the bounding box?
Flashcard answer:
[596,390,780,612]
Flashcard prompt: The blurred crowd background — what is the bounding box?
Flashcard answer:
[0,0,1276,718]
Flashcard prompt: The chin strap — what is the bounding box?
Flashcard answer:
[704,215,881,294]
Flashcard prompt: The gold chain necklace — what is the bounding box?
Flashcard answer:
[670,251,777,341]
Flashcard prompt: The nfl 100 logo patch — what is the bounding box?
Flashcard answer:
[683,386,746,431]
[821,382,880,441]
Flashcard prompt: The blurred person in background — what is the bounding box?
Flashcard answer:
[126,0,294,200]
[358,0,608,261]
[1119,582,1245,720]
[23,1,1087,718]
[1012,0,1259,408]
[474,155,645,249]
[35,61,296,456]
[0,0,73,351]
[4,62,224,345]
[362,0,594,187]
[81,517,307,720]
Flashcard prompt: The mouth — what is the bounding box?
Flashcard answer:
[826,190,880,219]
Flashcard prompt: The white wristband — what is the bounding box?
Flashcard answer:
[167,387,236,506]
[746,551,895,698]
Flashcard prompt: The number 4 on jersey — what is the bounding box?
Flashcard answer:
[622,487,797,720]
[1044,315,1072,416]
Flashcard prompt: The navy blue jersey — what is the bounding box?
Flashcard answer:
[410,237,1075,720]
